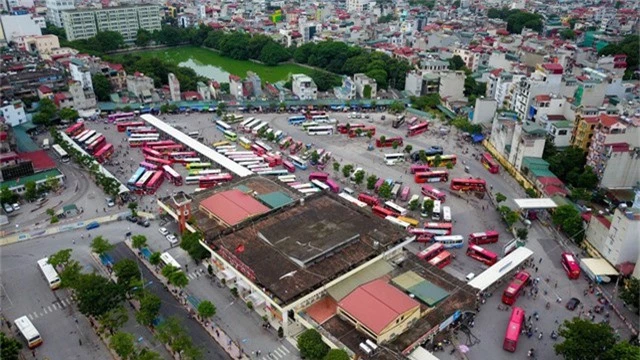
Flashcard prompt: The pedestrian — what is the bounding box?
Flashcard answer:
[73,239,75,245]
[535,267,538,273]
[539,258,543,264]
[32,349,36,357]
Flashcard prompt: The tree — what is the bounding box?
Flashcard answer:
[137,349,164,360]
[552,205,585,243]
[342,164,354,178]
[422,198,434,214]
[149,252,161,266]
[554,318,617,359]
[404,144,413,154]
[75,273,125,317]
[24,180,38,201]
[619,277,640,311]
[92,31,125,52]
[542,136,558,160]
[91,236,114,256]
[378,181,392,199]
[297,329,329,360]
[408,199,420,211]
[136,292,162,326]
[45,175,60,191]
[599,35,639,79]
[135,28,153,47]
[128,202,138,217]
[311,151,320,164]
[113,259,141,289]
[449,55,466,70]
[525,187,538,198]
[333,161,340,173]
[197,300,216,320]
[58,107,79,121]
[602,341,640,360]
[99,306,128,335]
[392,140,400,150]
[259,42,289,66]
[560,28,576,40]
[131,234,147,249]
[389,101,405,114]
[504,210,520,229]
[366,175,378,190]
[49,248,73,268]
[495,193,507,204]
[110,331,136,360]
[168,270,189,289]
[363,84,372,99]
[0,186,18,205]
[32,98,57,126]
[516,228,528,241]
[324,349,350,360]
[353,170,365,185]
[0,332,22,360]
[570,187,592,202]
[161,265,179,279]
[180,231,209,261]
[59,260,83,288]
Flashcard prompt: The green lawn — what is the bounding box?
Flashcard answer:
[134,46,313,83]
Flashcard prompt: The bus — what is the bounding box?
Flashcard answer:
[433,235,464,249]
[502,271,531,305]
[127,167,146,188]
[424,222,453,235]
[188,131,200,139]
[224,151,254,157]
[400,186,411,201]
[289,155,308,170]
[185,176,202,185]
[467,245,499,266]
[273,130,284,141]
[278,175,296,183]
[503,307,525,352]
[240,117,256,128]
[358,193,379,207]
[73,129,90,141]
[283,160,296,173]
[415,170,449,184]
[426,154,457,167]
[83,133,102,148]
[392,115,405,128]
[407,122,429,137]
[140,161,159,171]
[384,201,407,216]
[442,206,451,222]
[225,114,244,123]
[189,169,222,176]
[307,125,334,136]
[312,115,330,123]
[212,140,231,148]
[417,243,445,261]
[77,130,96,144]
[116,121,145,132]
[256,169,289,176]
[384,153,405,165]
[145,140,176,148]
[243,118,261,132]
[224,130,238,141]
[95,143,114,163]
[468,231,499,245]
[135,171,155,189]
[391,183,401,199]
[108,112,135,122]
[421,184,446,202]
[450,178,486,192]
[14,316,42,349]
[128,137,160,147]
[374,178,385,192]
[428,250,452,269]
[87,136,106,154]
[431,200,442,220]
[169,151,198,160]
[324,179,340,193]
[65,122,85,137]
[398,216,419,227]
[255,141,272,153]
[337,123,365,134]
[481,153,500,174]
[142,147,163,158]
[307,173,328,183]
[252,121,269,135]
[248,120,266,134]
[152,144,184,154]
[52,144,70,163]
[145,170,164,194]
[186,162,212,170]
[163,165,183,186]
[386,216,411,229]
[251,144,266,156]
[288,115,307,125]
[372,205,397,218]
[305,110,326,119]
[561,252,581,279]
[312,179,330,191]
[348,126,375,138]
[37,257,61,290]
[376,136,403,148]
[410,164,431,174]
[145,156,172,167]
[127,127,158,136]
[408,116,419,126]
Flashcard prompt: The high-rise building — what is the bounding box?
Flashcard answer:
[62,5,161,42]
[45,0,75,28]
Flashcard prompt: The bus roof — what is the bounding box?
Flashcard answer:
[14,316,40,339]
[468,247,533,292]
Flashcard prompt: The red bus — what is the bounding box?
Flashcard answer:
[305,110,325,119]
[139,161,158,171]
[468,230,499,245]
[424,222,453,235]
[348,126,375,138]
[375,136,403,148]
[357,193,379,207]
[94,143,113,163]
[417,243,445,261]
[153,145,184,153]
[279,136,293,149]
[117,121,145,132]
[561,252,581,279]
[502,271,531,305]
[142,147,163,158]
[421,184,446,202]
[251,144,266,156]
[169,151,197,160]
[283,160,295,173]
[481,153,499,174]
[308,172,329,181]
[426,154,457,167]
[87,136,106,154]
[199,173,233,188]
[163,165,182,186]
[372,205,397,218]
[503,307,525,352]
[146,140,176,148]
[428,250,452,269]
[145,156,172,167]
[407,122,429,137]
[414,170,449,184]
[410,164,430,174]
[65,123,85,137]
[466,244,498,266]
[450,178,486,192]
[145,170,164,194]
[337,123,365,134]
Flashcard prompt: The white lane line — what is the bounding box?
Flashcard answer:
[28,314,34,320]
[280,346,290,354]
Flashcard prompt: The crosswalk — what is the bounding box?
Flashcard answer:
[27,297,73,320]
[259,345,292,359]
[186,270,205,280]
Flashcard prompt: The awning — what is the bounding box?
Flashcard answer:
[237,279,250,290]
[408,346,441,360]
[581,258,619,276]
[247,292,265,306]
[221,269,236,281]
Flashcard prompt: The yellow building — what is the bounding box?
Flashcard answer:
[571,114,599,150]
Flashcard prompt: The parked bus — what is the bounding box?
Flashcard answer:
[135,171,155,189]
[431,200,442,220]
[128,137,160,147]
[421,184,446,202]
[467,244,499,266]
[386,216,411,229]
[283,160,296,173]
[127,167,146,188]
[400,186,411,201]
[305,110,326,119]
[163,165,183,186]
[481,153,500,174]
[243,118,261,132]
[384,201,407,216]
[188,169,221,176]
[223,130,238,142]
[142,147,163,158]
[116,121,144,132]
[311,179,330,191]
[188,131,200,139]
[426,154,457,167]
[184,176,202,185]
[324,179,340,193]
[503,307,525,352]
[51,144,70,163]
[410,164,431,174]
[77,130,96,144]
[415,170,449,184]
[468,231,500,245]
[307,125,334,136]
[240,117,255,128]
[442,206,451,222]
[145,156,172,167]
[391,183,402,199]
[408,116,420,126]
[251,144,266,156]
[278,175,296,183]
[73,129,90,141]
[384,153,405,165]
[398,216,419,227]
[407,122,429,137]
[152,144,184,154]
[235,136,251,149]
[372,205,397,218]
[301,121,320,130]
[392,115,405,128]
[87,136,106,154]
[254,140,272,153]
[357,193,379,207]
[348,126,375,138]
[65,122,85,137]
[37,257,61,290]
[428,250,452,269]
[273,130,284,141]
[312,115,331,123]
[213,140,231,148]
[433,235,464,249]
[14,316,42,349]
[225,114,244,123]
[289,155,308,170]
[108,112,135,122]
[169,151,197,160]
[256,169,289,176]
[450,178,486,192]
[186,162,212,170]
[417,243,445,261]
[127,127,158,137]
[145,170,164,194]
[424,222,453,236]
[140,161,159,171]
[279,136,293,149]
[83,133,102,148]
[502,271,531,305]
[95,143,114,163]
[288,115,307,125]
[252,121,269,135]
[376,136,403,148]
[145,140,176,148]
[337,123,365,134]
[561,252,581,279]
[374,178,385,192]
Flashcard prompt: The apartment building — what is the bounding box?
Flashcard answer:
[512,63,564,121]
[45,0,74,27]
[354,73,377,99]
[489,112,546,170]
[571,108,601,151]
[13,34,59,54]
[62,5,161,42]
[346,0,372,13]
[292,74,317,100]
[586,207,640,268]
[168,73,180,102]
[68,80,96,110]
[405,70,440,97]
[69,58,93,91]
[334,76,356,101]
[229,75,243,99]
[126,72,154,103]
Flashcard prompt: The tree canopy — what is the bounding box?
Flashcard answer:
[599,35,639,80]
[297,329,329,360]
[487,8,543,33]
[554,318,630,360]
[0,332,22,360]
[552,205,585,243]
[74,273,125,317]
[92,74,112,101]
[180,231,209,261]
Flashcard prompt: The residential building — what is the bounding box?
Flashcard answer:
[586,207,640,268]
[405,71,440,97]
[299,21,319,43]
[354,73,377,99]
[62,5,161,42]
[168,73,181,102]
[69,58,93,91]
[246,72,262,98]
[439,71,465,101]
[229,75,243,99]
[45,0,74,27]
[0,69,66,99]
[513,63,564,121]
[490,112,546,170]
[573,72,607,108]
[292,74,317,100]
[0,101,27,127]
[13,34,59,54]
[334,76,356,101]
[37,85,54,100]
[197,81,211,101]
[0,14,42,42]
[68,80,96,110]
[346,0,372,13]
[470,98,497,125]
[126,72,154,103]
[420,59,449,72]
[548,121,573,148]
[571,113,600,151]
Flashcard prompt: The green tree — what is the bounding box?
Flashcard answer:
[560,28,576,40]
[422,198,434,214]
[92,74,112,101]
[169,270,189,289]
[363,84,372,99]
[324,349,350,360]
[505,210,520,229]
[0,332,22,360]
[554,318,617,359]
[389,101,405,114]
[161,265,179,279]
[311,151,320,164]
[516,228,528,240]
[353,170,365,185]
[48,248,73,268]
[404,144,413,154]
[525,187,538,198]
[32,98,57,126]
[135,28,153,47]
[128,202,138,217]
[570,187,592,202]
[155,317,190,352]
[332,161,340,173]
[45,175,60,191]
[59,260,83,288]
[366,175,378,190]
[0,186,18,205]
[24,180,38,201]
[113,259,141,289]
[378,181,392,199]
[259,42,289,66]
[392,140,400,150]
[197,300,216,320]
[297,329,329,360]
[619,277,639,311]
[110,331,136,360]
[408,199,419,211]
[131,234,147,249]
[149,252,161,267]
[602,341,640,360]
[75,273,125,317]
[91,236,114,256]
[495,192,507,204]
[92,31,125,52]
[59,108,79,121]
[136,291,162,326]
[448,55,466,70]
[552,205,585,243]
[180,231,209,261]
[599,35,639,79]
[99,306,128,335]
[342,164,354,178]
[137,349,163,360]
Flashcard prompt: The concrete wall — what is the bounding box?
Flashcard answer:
[471,98,497,124]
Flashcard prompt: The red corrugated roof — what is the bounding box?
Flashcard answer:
[200,189,269,226]
[599,114,619,127]
[338,279,419,335]
[18,150,56,171]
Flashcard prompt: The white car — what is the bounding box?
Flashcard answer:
[166,234,179,247]
[11,203,20,211]
[158,227,169,236]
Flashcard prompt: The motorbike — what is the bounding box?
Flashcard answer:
[551,331,558,340]
[528,349,535,358]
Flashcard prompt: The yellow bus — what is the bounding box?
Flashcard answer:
[398,216,419,227]
[212,140,230,148]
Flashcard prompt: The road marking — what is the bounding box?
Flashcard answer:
[272,349,284,358]
[43,307,48,314]
[28,314,34,320]
[280,346,290,354]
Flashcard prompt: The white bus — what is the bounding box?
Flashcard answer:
[243,118,261,132]
[433,235,465,249]
[338,192,368,208]
[311,179,329,191]
[185,176,202,185]
[384,201,408,216]
[442,206,452,222]
[385,216,410,229]
[384,153,405,165]
[240,117,255,128]
[288,155,308,170]
[77,129,96,144]
[52,144,70,163]
[14,316,43,349]
[312,115,330,123]
[37,258,61,290]
[73,129,90,141]
[252,121,269,135]
[299,187,321,194]
[432,200,442,220]
[291,183,314,189]
[278,175,297,183]
[307,125,334,136]
[42,138,50,149]
[273,130,283,141]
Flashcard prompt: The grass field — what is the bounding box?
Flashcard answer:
[135,46,313,83]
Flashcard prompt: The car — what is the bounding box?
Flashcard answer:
[566,297,581,311]
[126,215,138,223]
[166,234,179,247]
[86,221,100,230]
[158,227,169,236]
[106,197,115,207]
[137,217,150,227]
[3,203,13,213]
[11,203,20,211]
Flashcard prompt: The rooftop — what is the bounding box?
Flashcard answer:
[200,189,270,227]
[2,168,62,189]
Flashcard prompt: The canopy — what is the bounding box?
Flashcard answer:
[221,269,236,281]
[247,292,265,306]
[581,258,619,276]
[514,198,558,210]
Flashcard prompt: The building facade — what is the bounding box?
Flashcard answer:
[45,0,74,27]
[292,74,317,100]
[586,207,640,267]
[168,73,181,102]
[126,73,154,103]
[0,101,27,127]
[69,58,93,91]
[62,5,161,42]
[354,73,377,99]
[13,34,59,54]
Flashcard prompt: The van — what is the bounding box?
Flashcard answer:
[42,138,50,149]
[343,187,355,195]
[465,273,475,281]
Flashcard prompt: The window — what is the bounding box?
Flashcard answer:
[558,130,567,135]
